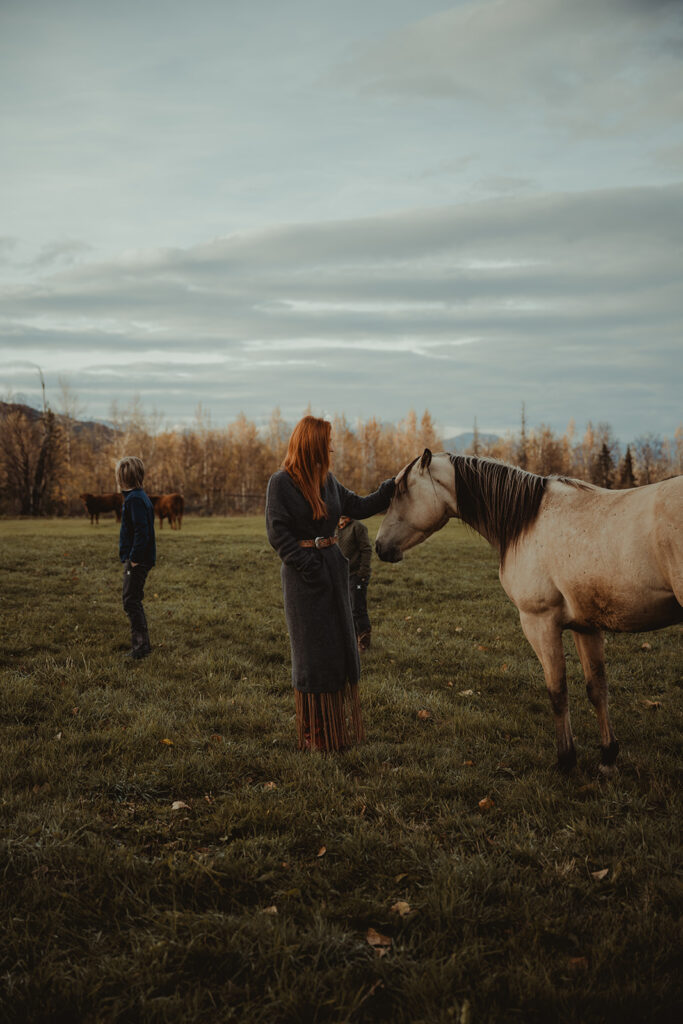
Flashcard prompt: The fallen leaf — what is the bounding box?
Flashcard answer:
[394,872,408,882]
[454,626,462,632]
[71,707,79,715]
[366,927,392,957]
[476,644,487,651]
[161,738,174,746]
[171,800,190,811]
[591,868,609,881]
[154,593,159,598]
[261,905,278,915]
[462,760,474,767]
[404,616,412,621]
[55,731,62,740]
[317,846,327,858]
[391,900,412,918]
[416,627,422,633]
[478,796,495,811]
[446,681,454,688]
[263,781,277,791]
[417,709,431,720]
[210,733,223,742]
[458,689,474,697]
[568,956,588,971]
[501,663,508,673]
[640,642,652,650]
[641,699,662,709]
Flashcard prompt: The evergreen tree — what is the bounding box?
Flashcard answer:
[594,442,614,488]
[617,445,636,488]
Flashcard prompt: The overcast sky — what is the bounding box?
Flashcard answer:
[1,0,682,442]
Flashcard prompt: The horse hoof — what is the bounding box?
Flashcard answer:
[600,740,620,766]
[598,763,619,779]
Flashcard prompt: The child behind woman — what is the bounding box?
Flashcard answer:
[116,456,156,660]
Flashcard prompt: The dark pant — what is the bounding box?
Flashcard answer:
[122,561,151,650]
[349,574,371,637]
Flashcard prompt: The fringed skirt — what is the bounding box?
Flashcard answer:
[294,683,365,752]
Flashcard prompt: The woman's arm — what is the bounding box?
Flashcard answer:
[336,477,395,521]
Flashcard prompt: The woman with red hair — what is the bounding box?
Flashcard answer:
[266,415,395,751]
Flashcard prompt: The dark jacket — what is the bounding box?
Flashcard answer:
[265,471,394,693]
[337,519,372,579]
[119,489,156,566]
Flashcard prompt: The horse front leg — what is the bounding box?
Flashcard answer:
[519,612,576,771]
[571,630,619,768]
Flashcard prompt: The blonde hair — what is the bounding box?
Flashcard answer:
[115,456,145,490]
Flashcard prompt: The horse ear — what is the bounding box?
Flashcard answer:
[420,448,432,471]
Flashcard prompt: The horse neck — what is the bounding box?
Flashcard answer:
[432,455,498,546]
[448,453,548,560]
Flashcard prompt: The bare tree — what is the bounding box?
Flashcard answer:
[633,434,664,485]
[517,402,528,469]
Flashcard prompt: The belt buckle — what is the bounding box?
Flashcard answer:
[314,536,325,549]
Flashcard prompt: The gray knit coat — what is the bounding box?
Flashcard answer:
[265,471,395,693]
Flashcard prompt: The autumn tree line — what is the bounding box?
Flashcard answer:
[1,392,681,517]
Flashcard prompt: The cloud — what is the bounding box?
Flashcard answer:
[0,237,17,264]
[1,182,681,438]
[339,0,683,135]
[30,239,93,269]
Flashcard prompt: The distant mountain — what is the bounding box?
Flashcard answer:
[0,401,118,442]
[440,431,501,452]
[0,400,42,422]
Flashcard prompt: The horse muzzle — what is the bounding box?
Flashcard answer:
[375,539,403,563]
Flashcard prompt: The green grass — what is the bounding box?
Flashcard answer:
[0,515,681,1024]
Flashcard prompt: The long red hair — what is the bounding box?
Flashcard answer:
[284,416,331,519]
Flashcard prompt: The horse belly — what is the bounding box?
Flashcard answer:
[564,584,682,633]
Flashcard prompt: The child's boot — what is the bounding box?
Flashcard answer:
[126,629,151,660]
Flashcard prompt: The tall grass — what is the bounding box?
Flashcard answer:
[0,516,681,1023]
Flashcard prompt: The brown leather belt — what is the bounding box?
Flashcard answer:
[299,536,338,549]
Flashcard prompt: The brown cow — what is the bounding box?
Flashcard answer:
[79,492,123,525]
[150,492,184,530]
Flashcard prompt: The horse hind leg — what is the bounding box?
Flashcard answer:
[572,630,619,768]
[519,612,576,772]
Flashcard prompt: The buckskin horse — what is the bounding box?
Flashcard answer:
[375,450,682,771]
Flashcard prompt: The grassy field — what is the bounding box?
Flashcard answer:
[0,515,681,1024]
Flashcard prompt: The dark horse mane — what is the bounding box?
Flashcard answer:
[397,452,589,564]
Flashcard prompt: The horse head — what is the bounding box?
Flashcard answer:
[375,449,454,562]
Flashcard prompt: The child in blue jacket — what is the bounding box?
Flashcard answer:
[116,456,156,660]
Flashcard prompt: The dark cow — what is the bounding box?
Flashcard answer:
[150,492,184,530]
[79,492,123,525]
